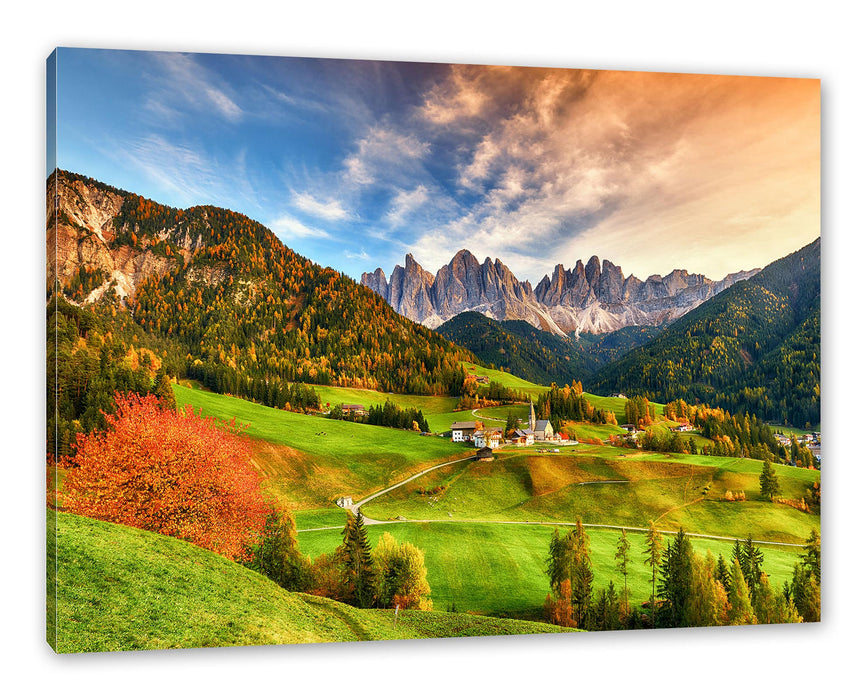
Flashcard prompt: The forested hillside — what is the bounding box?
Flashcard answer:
[588,239,820,427]
[436,311,661,385]
[48,171,477,453]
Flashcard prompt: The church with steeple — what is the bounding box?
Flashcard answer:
[528,399,554,441]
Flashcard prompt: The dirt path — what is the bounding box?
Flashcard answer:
[306,454,806,548]
[299,516,807,548]
[349,455,476,524]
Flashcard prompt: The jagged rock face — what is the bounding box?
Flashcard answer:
[366,249,567,335]
[47,171,212,304]
[362,249,759,335]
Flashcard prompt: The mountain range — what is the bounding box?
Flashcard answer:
[362,251,758,335]
[47,169,820,428]
[589,237,821,426]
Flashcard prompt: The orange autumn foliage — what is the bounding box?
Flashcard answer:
[60,393,268,561]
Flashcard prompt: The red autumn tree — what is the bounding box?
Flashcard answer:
[60,392,268,561]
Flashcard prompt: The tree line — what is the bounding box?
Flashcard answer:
[327,399,431,433]
[246,510,432,612]
[543,520,820,631]
[534,381,617,432]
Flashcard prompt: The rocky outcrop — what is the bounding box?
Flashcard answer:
[47,171,206,303]
[362,250,759,335]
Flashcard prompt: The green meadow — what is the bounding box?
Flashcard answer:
[173,383,471,510]
[171,380,818,624]
[358,450,819,543]
[297,521,807,617]
[49,510,571,652]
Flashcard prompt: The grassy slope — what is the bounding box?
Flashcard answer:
[359,448,819,543]
[171,382,817,620]
[48,511,574,653]
[174,383,472,510]
[297,522,808,617]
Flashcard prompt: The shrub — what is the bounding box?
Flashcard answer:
[60,392,268,560]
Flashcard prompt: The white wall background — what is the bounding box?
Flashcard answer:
[5,1,859,697]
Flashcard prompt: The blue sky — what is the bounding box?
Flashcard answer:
[52,48,820,284]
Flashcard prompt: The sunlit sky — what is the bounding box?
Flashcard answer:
[52,48,820,283]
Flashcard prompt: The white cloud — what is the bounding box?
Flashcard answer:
[341,126,430,189]
[292,191,351,221]
[269,214,332,240]
[385,185,429,227]
[148,52,243,123]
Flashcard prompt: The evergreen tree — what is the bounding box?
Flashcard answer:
[714,553,731,594]
[568,520,594,629]
[546,528,570,591]
[740,535,765,600]
[759,459,781,499]
[659,528,693,628]
[643,520,663,628]
[727,558,757,625]
[614,528,631,615]
[245,509,314,592]
[801,528,821,584]
[506,410,519,434]
[791,563,821,622]
[591,581,620,632]
[338,510,376,608]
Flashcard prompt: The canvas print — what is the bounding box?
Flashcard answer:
[46,48,821,653]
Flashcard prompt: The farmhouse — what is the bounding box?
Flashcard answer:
[341,403,368,417]
[511,428,535,446]
[476,445,495,461]
[474,428,503,449]
[451,421,480,443]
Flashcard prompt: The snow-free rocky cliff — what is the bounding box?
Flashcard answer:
[48,171,213,304]
[362,250,758,336]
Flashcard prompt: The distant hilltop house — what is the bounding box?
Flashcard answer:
[341,403,368,417]
[773,433,792,447]
[611,393,627,399]
[451,421,480,443]
[674,422,693,432]
[466,373,490,384]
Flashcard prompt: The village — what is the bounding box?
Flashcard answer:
[449,400,573,461]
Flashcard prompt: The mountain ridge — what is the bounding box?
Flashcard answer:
[587,237,821,426]
[362,250,759,335]
[47,169,476,400]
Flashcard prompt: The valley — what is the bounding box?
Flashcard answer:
[168,380,818,618]
[47,169,822,650]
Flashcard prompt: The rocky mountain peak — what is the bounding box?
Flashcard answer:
[361,247,760,335]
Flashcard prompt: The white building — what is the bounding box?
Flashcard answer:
[451,421,479,443]
[474,429,503,449]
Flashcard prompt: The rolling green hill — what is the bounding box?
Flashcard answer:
[588,239,820,427]
[48,510,574,653]
[172,382,471,511]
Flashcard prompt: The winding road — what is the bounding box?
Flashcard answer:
[299,453,808,549]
